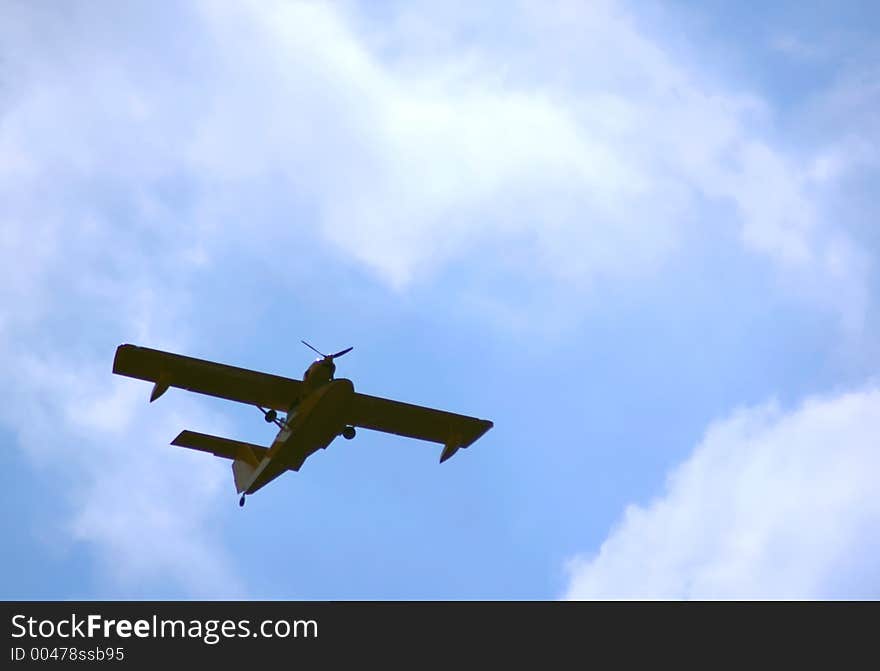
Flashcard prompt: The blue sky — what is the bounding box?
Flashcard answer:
[2,0,879,599]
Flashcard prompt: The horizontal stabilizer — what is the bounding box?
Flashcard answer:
[171,430,267,466]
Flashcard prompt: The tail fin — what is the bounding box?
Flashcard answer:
[232,459,257,494]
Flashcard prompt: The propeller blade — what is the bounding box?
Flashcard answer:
[329,346,353,359]
[301,340,326,358]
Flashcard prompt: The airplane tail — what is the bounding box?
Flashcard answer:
[170,430,266,494]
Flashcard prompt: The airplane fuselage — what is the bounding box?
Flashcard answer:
[242,377,355,494]
[302,357,336,390]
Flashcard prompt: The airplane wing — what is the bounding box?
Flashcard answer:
[347,392,493,462]
[113,344,303,411]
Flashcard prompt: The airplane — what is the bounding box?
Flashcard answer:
[112,342,493,506]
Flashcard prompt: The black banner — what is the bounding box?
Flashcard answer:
[2,601,874,665]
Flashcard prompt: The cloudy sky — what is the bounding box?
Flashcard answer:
[2,0,878,599]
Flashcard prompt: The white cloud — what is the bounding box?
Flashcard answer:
[1,0,877,596]
[2,1,870,306]
[186,1,663,288]
[563,388,880,599]
[0,318,246,597]
[0,2,244,591]
[179,0,871,324]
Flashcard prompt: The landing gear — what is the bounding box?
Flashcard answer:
[257,406,284,428]
[342,426,356,440]
[239,494,246,507]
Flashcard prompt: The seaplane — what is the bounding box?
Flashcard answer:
[112,342,493,506]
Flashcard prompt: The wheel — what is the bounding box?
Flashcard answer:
[239,495,246,507]
[264,409,277,423]
[342,426,356,440]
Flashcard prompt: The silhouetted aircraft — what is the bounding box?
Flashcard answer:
[112,342,493,506]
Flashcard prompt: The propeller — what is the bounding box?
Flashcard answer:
[301,340,353,360]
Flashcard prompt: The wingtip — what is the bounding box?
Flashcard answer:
[112,343,140,375]
[112,344,126,374]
